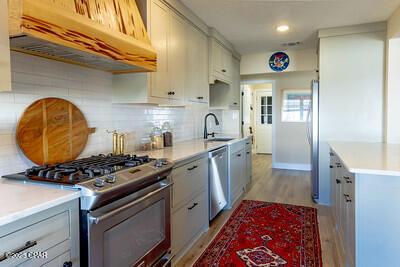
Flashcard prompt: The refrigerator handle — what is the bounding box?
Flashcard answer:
[306,108,312,145]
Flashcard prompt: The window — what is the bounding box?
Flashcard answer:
[281,90,311,122]
[260,95,272,125]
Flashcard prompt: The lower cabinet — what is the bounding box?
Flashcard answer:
[228,137,252,208]
[0,199,79,267]
[330,150,355,267]
[245,142,252,186]
[171,155,209,263]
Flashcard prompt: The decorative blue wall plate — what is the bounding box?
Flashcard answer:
[269,52,290,72]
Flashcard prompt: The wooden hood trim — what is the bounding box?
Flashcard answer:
[8,0,157,73]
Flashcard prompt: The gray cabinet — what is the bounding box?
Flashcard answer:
[245,140,252,186]
[330,150,355,267]
[209,39,232,84]
[228,139,251,208]
[0,199,79,267]
[171,155,209,263]
[185,25,209,104]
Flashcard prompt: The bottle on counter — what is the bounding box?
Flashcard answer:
[162,122,173,147]
[151,126,164,149]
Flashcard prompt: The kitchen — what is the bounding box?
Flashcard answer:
[1,0,400,267]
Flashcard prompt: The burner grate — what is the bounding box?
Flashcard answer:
[23,154,152,184]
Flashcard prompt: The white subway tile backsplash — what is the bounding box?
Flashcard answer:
[0,52,210,176]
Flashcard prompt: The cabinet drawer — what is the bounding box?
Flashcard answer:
[0,211,71,266]
[230,140,245,155]
[172,157,208,209]
[172,190,208,255]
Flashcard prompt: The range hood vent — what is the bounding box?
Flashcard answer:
[8,0,157,73]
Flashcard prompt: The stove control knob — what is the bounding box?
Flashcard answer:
[106,175,116,184]
[94,177,105,187]
[154,159,163,168]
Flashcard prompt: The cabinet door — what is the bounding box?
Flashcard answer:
[230,57,241,109]
[222,48,232,78]
[186,25,208,103]
[150,0,169,99]
[245,147,252,185]
[0,0,11,92]
[197,32,209,103]
[168,12,186,100]
[230,149,245,203]
[212,41,224,75]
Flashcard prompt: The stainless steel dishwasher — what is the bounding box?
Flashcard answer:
[209,146,228,221]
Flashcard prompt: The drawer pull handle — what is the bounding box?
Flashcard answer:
[344,194,352,203]
[188,202,198,210]
[0,240,37,262]
[197,97,204,100]
[343,176,352,183]
[246,152,250,155]
[336,163,342,168]
[336,179,341,184]
[330,165,334,169]
[187,165,198,171]
[237,154,241,157]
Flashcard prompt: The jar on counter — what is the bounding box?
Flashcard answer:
[162,122,173,147]
[140,136,152,151]
[151,126,164,149]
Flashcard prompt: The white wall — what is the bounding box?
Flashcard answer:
[242,71,317,170]
[318,30,386,205]
[386,8,400,143]
[240,49,318,75]
[0,52,210,176]
[386,38,400,143]
[388,7,400,38]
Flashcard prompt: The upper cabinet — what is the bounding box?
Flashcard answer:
[0,0,11,92]
[185,26,209,103]
[113,0,209,105]
[209,39,233,84]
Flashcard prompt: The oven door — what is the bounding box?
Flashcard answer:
[87,180,172,267]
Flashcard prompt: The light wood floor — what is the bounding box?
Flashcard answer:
[176,154,344,267]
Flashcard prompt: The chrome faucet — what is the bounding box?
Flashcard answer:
[204,113,220,139]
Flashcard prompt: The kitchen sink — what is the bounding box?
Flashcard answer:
[206,138,235,142]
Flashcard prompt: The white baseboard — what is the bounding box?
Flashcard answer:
[272,162,311,171]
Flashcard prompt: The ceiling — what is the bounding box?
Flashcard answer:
[180,0,400,54]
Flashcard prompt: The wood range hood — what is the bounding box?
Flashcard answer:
[8,0,157,73]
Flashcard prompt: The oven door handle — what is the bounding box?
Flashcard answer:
[89,181,173,225]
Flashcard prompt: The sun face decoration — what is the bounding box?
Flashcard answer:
[269,52,290,72]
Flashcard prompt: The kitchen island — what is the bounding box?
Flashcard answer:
[329,141,400,267]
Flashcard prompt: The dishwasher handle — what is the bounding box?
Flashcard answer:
[210,147,227,158]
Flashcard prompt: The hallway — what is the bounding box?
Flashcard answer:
[177,154,344,266]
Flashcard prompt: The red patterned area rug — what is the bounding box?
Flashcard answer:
[193,200,322,267]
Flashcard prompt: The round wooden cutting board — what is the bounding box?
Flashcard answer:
[16,98,91,165]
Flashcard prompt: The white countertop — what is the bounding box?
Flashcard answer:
[134,136,249,163]
[0,179,80,227]
[0,136,249,226]
[329,141,400,176]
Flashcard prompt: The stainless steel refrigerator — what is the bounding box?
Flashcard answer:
[307,80,319,201]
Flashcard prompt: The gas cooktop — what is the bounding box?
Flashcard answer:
[4,154,155,185]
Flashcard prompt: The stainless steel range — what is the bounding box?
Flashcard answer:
[4,154,174,267]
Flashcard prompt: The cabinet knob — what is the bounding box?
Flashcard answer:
[336,179,341,184]
[222,69,226,73]
[330,165,334,169]
[63,261,73,267]
[343,176,352,183]
[343,194,352,203]
[197,96,204,100]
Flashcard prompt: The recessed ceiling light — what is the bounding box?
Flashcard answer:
[276,25,290,32]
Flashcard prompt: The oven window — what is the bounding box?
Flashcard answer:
[103,199,166,266]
